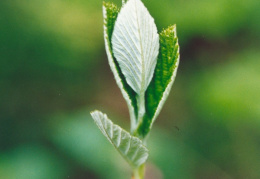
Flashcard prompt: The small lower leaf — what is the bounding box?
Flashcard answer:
[90,110,149,167]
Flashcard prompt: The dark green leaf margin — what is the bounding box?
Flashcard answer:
[136,25,180,137]
[103,2,138,127]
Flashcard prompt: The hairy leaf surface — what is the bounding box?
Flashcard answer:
[103,2,138,130]
[91,110,149,167]
[136,25,180,137]
[111,0,159,95]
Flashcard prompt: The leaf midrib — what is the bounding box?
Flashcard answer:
[99,115,145,167]
[134,0,145,94]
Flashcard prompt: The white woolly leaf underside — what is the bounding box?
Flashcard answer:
[91,110,149,167]
[103,5,136,129]
[112,0,159,94]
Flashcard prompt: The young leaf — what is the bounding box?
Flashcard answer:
[103,2,138,131]
[111,0,159,95]
[90,110,149,167]
[136,25,180,137]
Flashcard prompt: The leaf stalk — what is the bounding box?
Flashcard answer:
[133,164,145,179]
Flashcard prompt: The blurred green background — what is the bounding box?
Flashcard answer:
[1,0,260,178]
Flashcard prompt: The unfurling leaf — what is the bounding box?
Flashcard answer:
[103,0,180,140]
[112,0,159,95]
[136,25,180,137]
[91,110,149,167]
[103,2,138,130]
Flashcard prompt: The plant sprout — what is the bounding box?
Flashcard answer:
[91,0,179,178]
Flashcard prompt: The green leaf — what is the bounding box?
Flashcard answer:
[103,2,138,131]
[136,25,180,137]
[90,110,149,167]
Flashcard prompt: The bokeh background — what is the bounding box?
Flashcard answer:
[1,0,260,178]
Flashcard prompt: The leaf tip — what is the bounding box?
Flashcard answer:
[90,110,99,115]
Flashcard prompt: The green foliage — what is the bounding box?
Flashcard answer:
[92,0,179,177]
[103,2,119,43]
[136,25,180,137]
[3,0,259,178]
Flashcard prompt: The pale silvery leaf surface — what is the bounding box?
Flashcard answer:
[136,25,180,137]
[91,110,149,167]
[103,2,138,130]
[111,0,159,95]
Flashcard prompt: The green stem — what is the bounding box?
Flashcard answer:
[132,92,145,136]
[133,164,146,179]
[137,92,145,122]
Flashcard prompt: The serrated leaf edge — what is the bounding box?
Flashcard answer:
[149,26,180,130]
